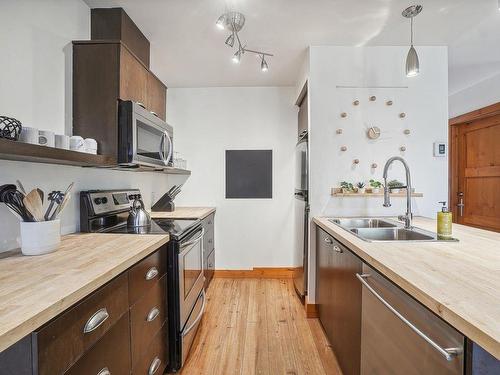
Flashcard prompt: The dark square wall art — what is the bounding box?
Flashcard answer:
[225,150,272,199]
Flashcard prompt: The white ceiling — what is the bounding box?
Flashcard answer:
[83,0,500,92]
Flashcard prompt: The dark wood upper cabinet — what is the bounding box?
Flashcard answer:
[91,7,150,68]
[73,41,167,157]
[120,45,148,105]
[147,73,167,120]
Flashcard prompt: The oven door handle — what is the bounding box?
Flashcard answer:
[180,228,205,251]
[182,289,206,337]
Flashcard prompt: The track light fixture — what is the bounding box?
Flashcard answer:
[260,55,268,72]
[402,5,422,77]
[216,11,274,72]
[225,33,235,47]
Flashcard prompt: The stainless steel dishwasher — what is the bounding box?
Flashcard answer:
[358,264,465,375]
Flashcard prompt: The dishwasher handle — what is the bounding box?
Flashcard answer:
[356,273,462,361]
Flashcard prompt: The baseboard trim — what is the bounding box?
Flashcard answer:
[214,267,299,279]
[305,303,319,318]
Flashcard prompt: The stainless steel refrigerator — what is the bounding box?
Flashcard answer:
[293,131,309,298]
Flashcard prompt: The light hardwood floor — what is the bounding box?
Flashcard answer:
[178,278,342,375]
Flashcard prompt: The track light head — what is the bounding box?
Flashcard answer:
[261,56,268,72]
[216,14,225,30]
[225,33,235,47]
[232,49,242,64]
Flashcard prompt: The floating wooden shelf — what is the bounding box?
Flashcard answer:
[0,138,116,167]
[331,189,423,198]
[0,139,191,175]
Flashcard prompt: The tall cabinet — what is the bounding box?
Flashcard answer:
[316,227,362,375]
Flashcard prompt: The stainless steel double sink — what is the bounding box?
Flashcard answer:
[328,218,458,242]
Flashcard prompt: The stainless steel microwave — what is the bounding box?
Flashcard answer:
[118,100,173,168]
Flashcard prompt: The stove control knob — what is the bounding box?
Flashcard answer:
[101,197,108,204]
[94,197,102,205]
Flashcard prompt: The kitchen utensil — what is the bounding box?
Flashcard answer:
[16,180,27,195]
[63,182,74,195]
[38,130,55,147]
[23,189,45,222]
[52,192,71,220]
[127,198,151,227]
[45,191,62,221]
[1,189,32,221]
[55,134,70,150]
[0,184,17,198]
[19,127,39,144]
[36,188,44,205]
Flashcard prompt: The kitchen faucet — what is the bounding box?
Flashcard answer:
[382,156,413,229]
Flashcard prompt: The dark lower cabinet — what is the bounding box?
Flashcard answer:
[316,227,362,375]
[202,213,215,289]
[0,246,168,375]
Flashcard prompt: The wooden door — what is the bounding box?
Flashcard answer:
[450,105,500,232]
[119,45,148,105]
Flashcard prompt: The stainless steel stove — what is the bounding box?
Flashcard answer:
[80,189,206,372]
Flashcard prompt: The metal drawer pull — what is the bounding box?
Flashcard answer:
[147,307,160,322]
[356,273,462,361]
[333,245,343,253]
[97,367,111,375]
[148,357,161,375]
[145,267,159,281]
[83,308,109,334]
[323,237,333,244]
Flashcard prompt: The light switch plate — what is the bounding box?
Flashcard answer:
[433,141,447,157]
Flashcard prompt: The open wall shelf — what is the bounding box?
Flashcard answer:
[0,139,191,175]
[331,189,423,197]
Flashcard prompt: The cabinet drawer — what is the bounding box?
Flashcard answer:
[202,214,215,257]
[129,247,166,306]
[65,312,131,375]
[132,325,168,375]
[130,275,166,365]
[34,273,129,375]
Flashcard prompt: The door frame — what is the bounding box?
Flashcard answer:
[448,102,500,223]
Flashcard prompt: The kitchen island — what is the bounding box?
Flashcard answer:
[314,216,500,362]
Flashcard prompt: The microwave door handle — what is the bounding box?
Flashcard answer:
[164,131,173,166]
[159,132,167,163]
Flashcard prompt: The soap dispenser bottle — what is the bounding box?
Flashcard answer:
[437,201,452,237]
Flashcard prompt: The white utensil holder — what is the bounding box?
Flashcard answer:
[20,220,61,256]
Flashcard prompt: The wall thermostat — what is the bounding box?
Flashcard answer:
[433,142,447,157]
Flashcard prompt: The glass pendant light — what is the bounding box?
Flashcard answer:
[261,55,268,72]
[402,5,423,77]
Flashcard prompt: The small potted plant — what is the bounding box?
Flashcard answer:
[387,179,405,193]
[340,181,354,194]
[369,179,382,194]
[356,182,366,194]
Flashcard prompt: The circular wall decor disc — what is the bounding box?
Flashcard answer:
[402,5,423,18]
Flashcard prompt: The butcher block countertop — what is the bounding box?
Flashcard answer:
[150,206,216,220]
[314,216,500,359]
[0,233,169,353]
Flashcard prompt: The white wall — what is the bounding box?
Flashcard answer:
[0,0,183,253]
[167,87,297,270]
[0,0,90,135]
[449,73,500,118]
[307,46,449,303]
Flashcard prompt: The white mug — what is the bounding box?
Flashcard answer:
[84,138,98,154]
[55,134,70,150]
[70,136,85,152]
[38,130,55,147]
[19,127,39,144]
